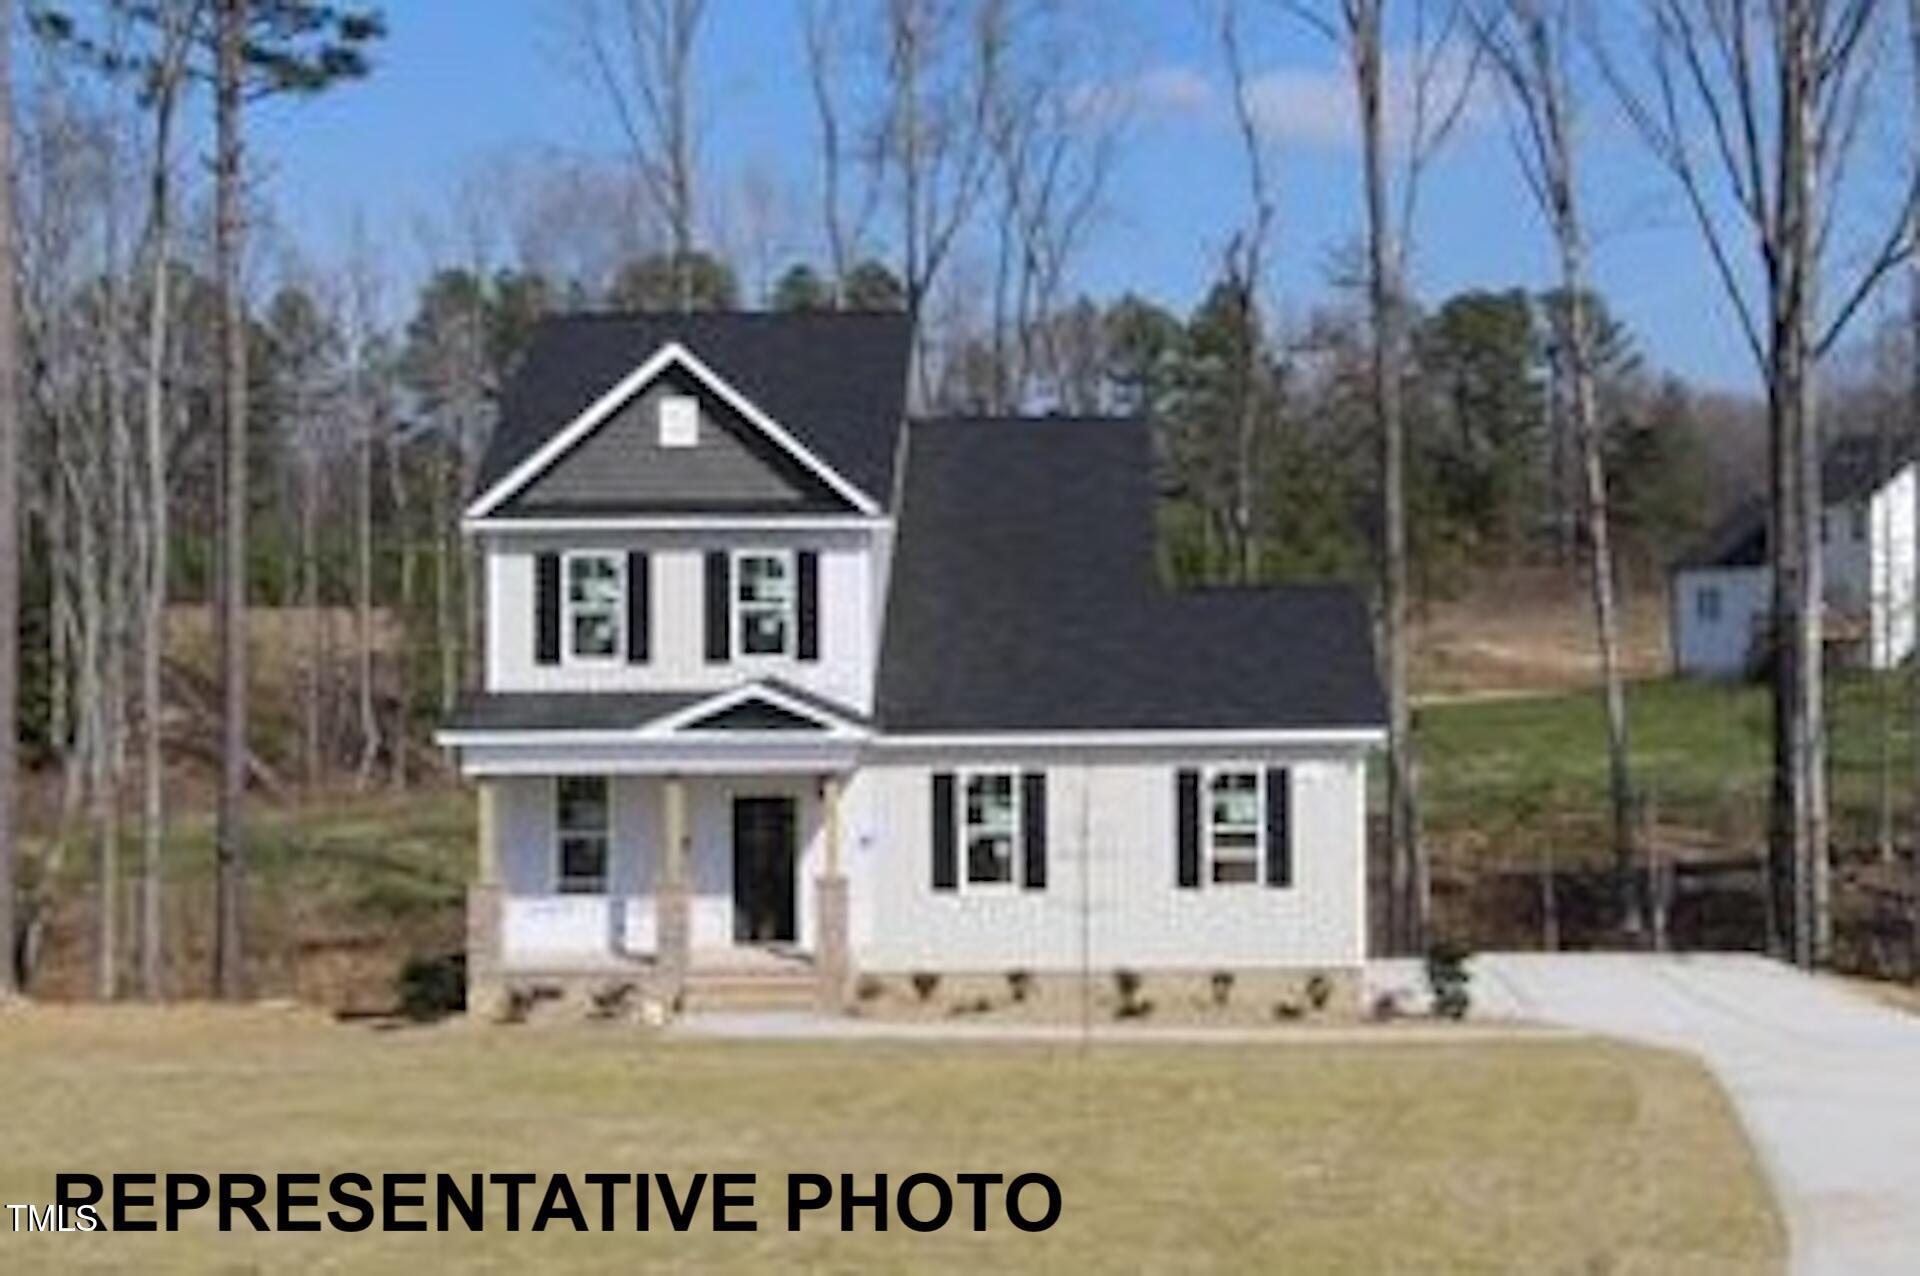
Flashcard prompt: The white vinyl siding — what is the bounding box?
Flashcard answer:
[483,531,880,710]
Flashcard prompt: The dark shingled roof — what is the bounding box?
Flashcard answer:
[1673,496,1769,571]
[444,691,705,733]
[1673,433,1916,570]
[1824,431,1913,504]
[443,680,870,735]
[875,418,1386,734]
[475,310,912,511]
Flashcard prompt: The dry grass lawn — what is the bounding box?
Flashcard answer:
[0,1008,1781,1273]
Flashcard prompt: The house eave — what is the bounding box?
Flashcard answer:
[463,512,891,537]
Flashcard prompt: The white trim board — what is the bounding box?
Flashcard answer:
[465,514,889,535]
[465,341,883,520]
[870,728,1386,751]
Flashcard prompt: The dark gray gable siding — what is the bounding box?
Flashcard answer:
[476,311,911,514]
[498,366,853,516]
[682,700,827,731]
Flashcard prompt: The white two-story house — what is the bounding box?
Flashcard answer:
[438,312,1386,1014]
[1671,434,1917,678]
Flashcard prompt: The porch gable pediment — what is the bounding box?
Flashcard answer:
[650,682,867,740]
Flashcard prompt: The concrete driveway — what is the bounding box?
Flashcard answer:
[1373,952,1920,1275]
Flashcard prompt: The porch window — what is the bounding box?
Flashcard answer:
[962,771,1019,886]
[1206,769,1263,885]
[555,776,610,893]
[734,549,795,657]
[565,552,624,661]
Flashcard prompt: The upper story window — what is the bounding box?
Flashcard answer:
[555,776,611,894]
[1206,769,1263,885]
[962,771,1020,886]
[735,549,795,657]
[658,394,699,448]
[565,551,624,662]
[1696,584,1722,623]
[1852,502,1869,542]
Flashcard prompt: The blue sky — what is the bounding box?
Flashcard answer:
[237,0,1907,394]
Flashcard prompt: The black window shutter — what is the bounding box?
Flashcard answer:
[535,552,561,665]
[1021,771,1047,890]
[1176,769,1201,888]
[704,551,731,663]
[797,550,820,661]
[931,772,958,891]
[626,551,650,663]
[1265,768,1293,887]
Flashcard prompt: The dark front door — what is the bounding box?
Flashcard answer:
[732,796,797,944]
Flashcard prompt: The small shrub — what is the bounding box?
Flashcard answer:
[499,986,540,1025]
[588,982,637,1021]
[1209,970,1235,1008]
[1305,971,1334,1013]
[910,971,941,1003]
[1273,1000,1304,1021]
[1113,969,1152,1019]
[1425,940,1474,1021]
[949,995,994,1017]
[396,952,465,1022]
[855,974,886,1003]
[1007,970,1034,1003]
[1369,991,1401,1023]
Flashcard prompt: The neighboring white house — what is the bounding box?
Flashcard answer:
[1671,436,1917,678]
[436,312,1385,1014]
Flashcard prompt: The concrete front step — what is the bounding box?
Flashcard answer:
[683,972,822,1012]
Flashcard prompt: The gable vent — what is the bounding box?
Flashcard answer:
[658,394,699,448]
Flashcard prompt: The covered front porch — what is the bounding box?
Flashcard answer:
[442,681,869,1012]
[467,767,855,1010]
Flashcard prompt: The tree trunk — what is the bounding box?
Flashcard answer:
[1786,1,1829,968]
[1910,0,1920,984]
[354,368,379,789]
[139,69,180,1000]
[0,0,19,998]
[1539,27,1642,934]
[301,455,321,790]
[213,0,251,1000]
[1357,0,1422,954]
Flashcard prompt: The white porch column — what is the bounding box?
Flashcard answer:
[815,772,852,1012]
[655,775,692,1006]
[467,781,504,1016]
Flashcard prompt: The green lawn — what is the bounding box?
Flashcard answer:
[1419,673,1915,862]
[0,1008,1783,1273]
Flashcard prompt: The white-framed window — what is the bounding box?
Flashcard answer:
[1696,584,1722,623]
[733,548,796,658]
[1205,768,1264,885]
[555,775,611,894]
[564,550,624,663]
[658,394,699,448]
[961,770,1020,887]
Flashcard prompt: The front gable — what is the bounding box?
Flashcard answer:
[468,342,882,521]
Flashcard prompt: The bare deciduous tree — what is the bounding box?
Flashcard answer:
[0,0,21,1000]
[212,0,249,999]
[1288,0,1482,953]
[1602,0,1920,966]
[1474,0,1642,934]
[574,0,708,309]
